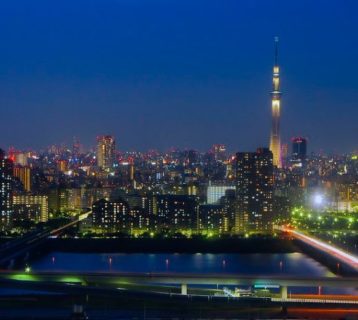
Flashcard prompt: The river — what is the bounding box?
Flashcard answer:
[31,252,334,276]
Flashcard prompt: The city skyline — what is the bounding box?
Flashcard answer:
[0,2,357,318]
[0,1,357,153]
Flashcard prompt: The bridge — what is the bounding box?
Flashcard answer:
[0,210,91,267]
[279,227,358,273]
[2,271,358,299]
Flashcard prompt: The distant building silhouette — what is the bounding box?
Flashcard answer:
[292,137,307,161]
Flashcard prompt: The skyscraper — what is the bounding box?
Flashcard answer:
[96,135,115,171]
[235,148,273,233]
[292,137,307,161]
[269,37,282,168]
[13,165,31,192]
[211,144,226,162]
[0,149,13,229]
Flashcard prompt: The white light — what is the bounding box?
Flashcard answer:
[313,193,324,206]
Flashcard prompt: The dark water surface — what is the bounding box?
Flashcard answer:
[31,252,333,276]
[18,252,358,295]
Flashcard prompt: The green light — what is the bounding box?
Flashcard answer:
[25,266,31,273]
[59,276,82,283]
[254,284,279,289]
[8,273,37,281]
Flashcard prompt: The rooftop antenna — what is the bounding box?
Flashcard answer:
[274,36,279,66]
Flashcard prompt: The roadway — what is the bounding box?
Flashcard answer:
[49,210,91,236]
[2,271,358,295]
[0,210,91,267]
[0,273,358,319]
[0,280,357,320]
[279,226,358,272]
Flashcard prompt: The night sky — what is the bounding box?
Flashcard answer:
[0,0,357,153]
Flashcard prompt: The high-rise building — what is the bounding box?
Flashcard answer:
[92,198,130,233]
[156,194,198,231]
[96,135,115,170]
[281,143,288,160]
[13,165,31,192]
[235,148,274,233]
[211,144,226,162]
[292,137,307,161]
[72,137,81,157]
[206,182,235,204]
[130,207,151,231]
[13,195,48,223]
[57,160,68,173]
[0,149,13,229]
[269,37,282,168]
[219,189,236,233]
[198,204,226,235]
[128,157,135,182]
[13,152,29,166]
[48,187,69,214]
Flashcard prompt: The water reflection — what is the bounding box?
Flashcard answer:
[31,252,335,277]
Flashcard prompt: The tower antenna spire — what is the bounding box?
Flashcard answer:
[274,36,279,66]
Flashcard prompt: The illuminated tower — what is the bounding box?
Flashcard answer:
[269,37,282,168]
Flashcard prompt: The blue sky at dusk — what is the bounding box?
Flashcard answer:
[0,0,357,153]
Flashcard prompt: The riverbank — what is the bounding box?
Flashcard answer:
[45,237,297,254]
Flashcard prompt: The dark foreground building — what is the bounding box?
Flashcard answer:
[155,194,198,232]
[92,198,130,233]
[0,149,13,230]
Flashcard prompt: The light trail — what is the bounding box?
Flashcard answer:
[50,210,92,235]
[281,227,358,271]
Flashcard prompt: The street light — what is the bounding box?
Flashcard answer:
[313,193,324,206]
[311,192,326,211]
